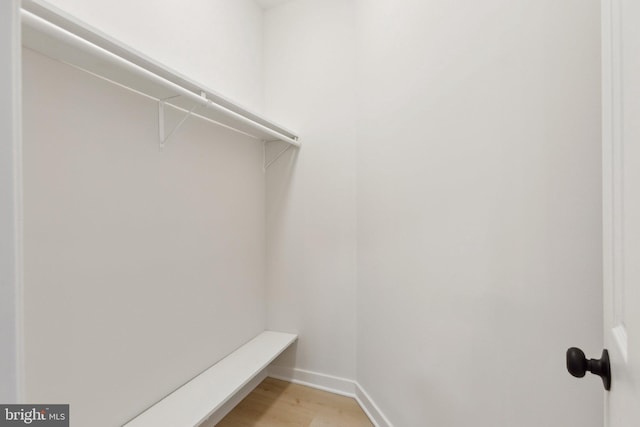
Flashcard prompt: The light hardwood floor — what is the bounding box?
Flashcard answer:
[216,377,373,427]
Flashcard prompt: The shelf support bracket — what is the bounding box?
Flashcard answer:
[263,141,292,171]
[158,95,201,150]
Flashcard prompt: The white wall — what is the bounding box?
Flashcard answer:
[22,49,266,427]
[355,1,603,426]
[264,0,358,385]
[0,0,22,404]
[45,0,265,112]
[263,3,603,425]
[21,2,267,425]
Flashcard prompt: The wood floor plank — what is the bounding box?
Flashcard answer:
[216,377,373,427]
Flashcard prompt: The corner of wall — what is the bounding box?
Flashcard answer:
[354,383,394,427]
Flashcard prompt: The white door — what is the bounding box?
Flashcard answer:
[602,0,640,425]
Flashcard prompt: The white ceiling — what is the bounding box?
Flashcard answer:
[254,0,295,10]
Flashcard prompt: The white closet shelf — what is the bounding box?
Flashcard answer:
[21,0,300,147]
[123,331,298,427]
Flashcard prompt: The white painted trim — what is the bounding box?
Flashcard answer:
[0,0,24,404]
[268,366,356,397]
[14,0,25,401]
[266,367,394,427]
[354,383,394,427]
[612,324,628,363]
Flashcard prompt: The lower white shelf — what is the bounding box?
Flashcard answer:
[123,331,298,427]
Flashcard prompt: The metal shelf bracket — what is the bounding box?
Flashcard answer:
[158,93,205,150]
[263,140,292,171]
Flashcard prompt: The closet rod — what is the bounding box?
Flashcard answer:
[21,8,300,147]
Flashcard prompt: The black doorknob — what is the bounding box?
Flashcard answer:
[566,347,611,391]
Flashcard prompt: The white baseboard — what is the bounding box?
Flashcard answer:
[267,366,356,397]
[354,383,394,427]
[197,365,394,427]
[267,366,393,427]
